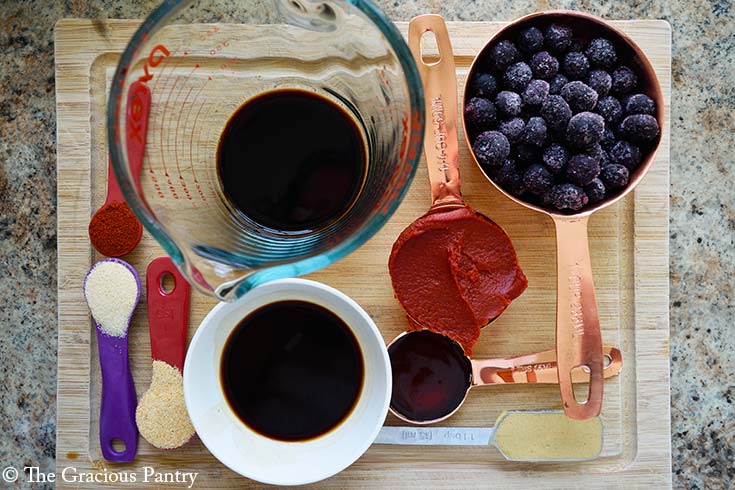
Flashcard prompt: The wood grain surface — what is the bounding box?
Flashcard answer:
[56,19,671,488]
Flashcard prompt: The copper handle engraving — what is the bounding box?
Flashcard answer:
[408,15,463,208]
[553,216,604,419]
[472,347,620,386]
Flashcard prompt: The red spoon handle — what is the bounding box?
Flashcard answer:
[146,257,190,371]
[104,157,125,204]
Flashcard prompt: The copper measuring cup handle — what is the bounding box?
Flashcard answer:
[552,215,604,419]
[471,346,621,386]
[408,15,463,208]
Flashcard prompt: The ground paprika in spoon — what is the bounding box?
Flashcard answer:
[389,16,527,354]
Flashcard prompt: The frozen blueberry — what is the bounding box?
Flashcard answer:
[599,163,629,189]
[464,97,497,132]
[583,143,607,164]
[498,117,526,144]
[587,69,612,97]
[513,144,541,166]
[472,131,510,168]
[522,79,550,108]
[504,62,533,92]
[540,95,573,130]
[619,114,660,143]
[523,164,554,195]
[489,40,520,73]
[565,112,605,149]
[566,154,600,186]
[609,140,642,169]
[522,116,547,147]
[490,159,525,195]
[544,24,573,54]
[568,38,585,53]
[601,127,616,151]
[548,74,569,95]
[595,96,623,124]
[561,81,598,113]
[517,27,544,53]
[495,90,523,117]
[549,183,589,211]
[584,178,606,204]
[542,143,570,173]
[622,93,655,115]
[469,73,498,98]
[529,51,559,80]
[561,51,590,80]
[585,38,617,69]
[610,66,638,95]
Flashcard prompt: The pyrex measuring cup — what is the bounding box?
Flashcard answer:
[108,0,425,300]
[388,330,622,424]
[462,11,664,419]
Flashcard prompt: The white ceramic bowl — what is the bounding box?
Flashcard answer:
[183,278,391,485]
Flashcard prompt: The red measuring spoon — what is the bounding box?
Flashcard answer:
[88,81,151,257]
[146,257,190,370]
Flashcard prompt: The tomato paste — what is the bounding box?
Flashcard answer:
[388,206,527,353]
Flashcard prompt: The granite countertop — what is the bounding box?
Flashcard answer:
[0,0,732,488]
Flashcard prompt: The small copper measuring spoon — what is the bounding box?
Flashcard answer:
[388,330,622,425]
[461,11,664,419]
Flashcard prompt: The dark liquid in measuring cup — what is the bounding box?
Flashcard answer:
[220,300,364,441]
[217,89,367,233]
[389,330,472,422]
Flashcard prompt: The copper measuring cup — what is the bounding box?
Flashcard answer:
[387,330,622,425]
[462,11,664,419]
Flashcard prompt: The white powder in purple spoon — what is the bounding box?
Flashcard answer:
[84,260,139,337]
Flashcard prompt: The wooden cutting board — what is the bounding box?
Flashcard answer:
[56,18,671,488]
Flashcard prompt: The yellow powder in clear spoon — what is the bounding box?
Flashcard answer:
[493,411,603,461]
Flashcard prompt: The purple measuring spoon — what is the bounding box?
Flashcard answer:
[83,258,140,462]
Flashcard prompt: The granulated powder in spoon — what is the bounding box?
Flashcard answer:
[136,361,195,449]
[84,260,139,337]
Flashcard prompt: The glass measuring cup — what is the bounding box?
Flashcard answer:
[388,330,622,425]
[462,11,664,420]
[108,0,425,300]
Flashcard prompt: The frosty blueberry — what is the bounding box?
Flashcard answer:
[565,112,605,149]
[619,114,660,143]
[621,94,655,115]
[544,24,573,53]
[498,117,526,144]
[542,143,570,173]
[599,163,629,189]
[522,116,548,147]
[529,51,559,80]
[566,154,601,186]
[549,183,589,211]
[609,140,642,169]
[522,79,550,108]
[610,66,637,95]
[503,62,533,92]
[464,97,498,132]
[561,51,590,80]
[540,95,573,130]
[584,178,606,204]
[473,131,510,167]
[469,73,498,98]
[496,90,523,118]
[595,96,623,124]
[561,81,598,113]
[585,38,617,69]
[548,73,569,95]
[587,69,612,97]
[489,40,520,73]
[523,163,554,195]
[517,27,544,53]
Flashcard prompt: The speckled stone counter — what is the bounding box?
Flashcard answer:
[0,1,732,489]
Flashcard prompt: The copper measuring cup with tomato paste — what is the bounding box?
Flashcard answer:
[462,11,664,420]
[387,330,622,425]
[389,15,527,353]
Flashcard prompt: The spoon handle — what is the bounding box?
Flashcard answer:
[553,216,604,420]
[375,426,493,446]
[125,81,151,191]
[146,257,190,371]
[408,15,463,208]
[471,346,621,386]
[97,329,138,462]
